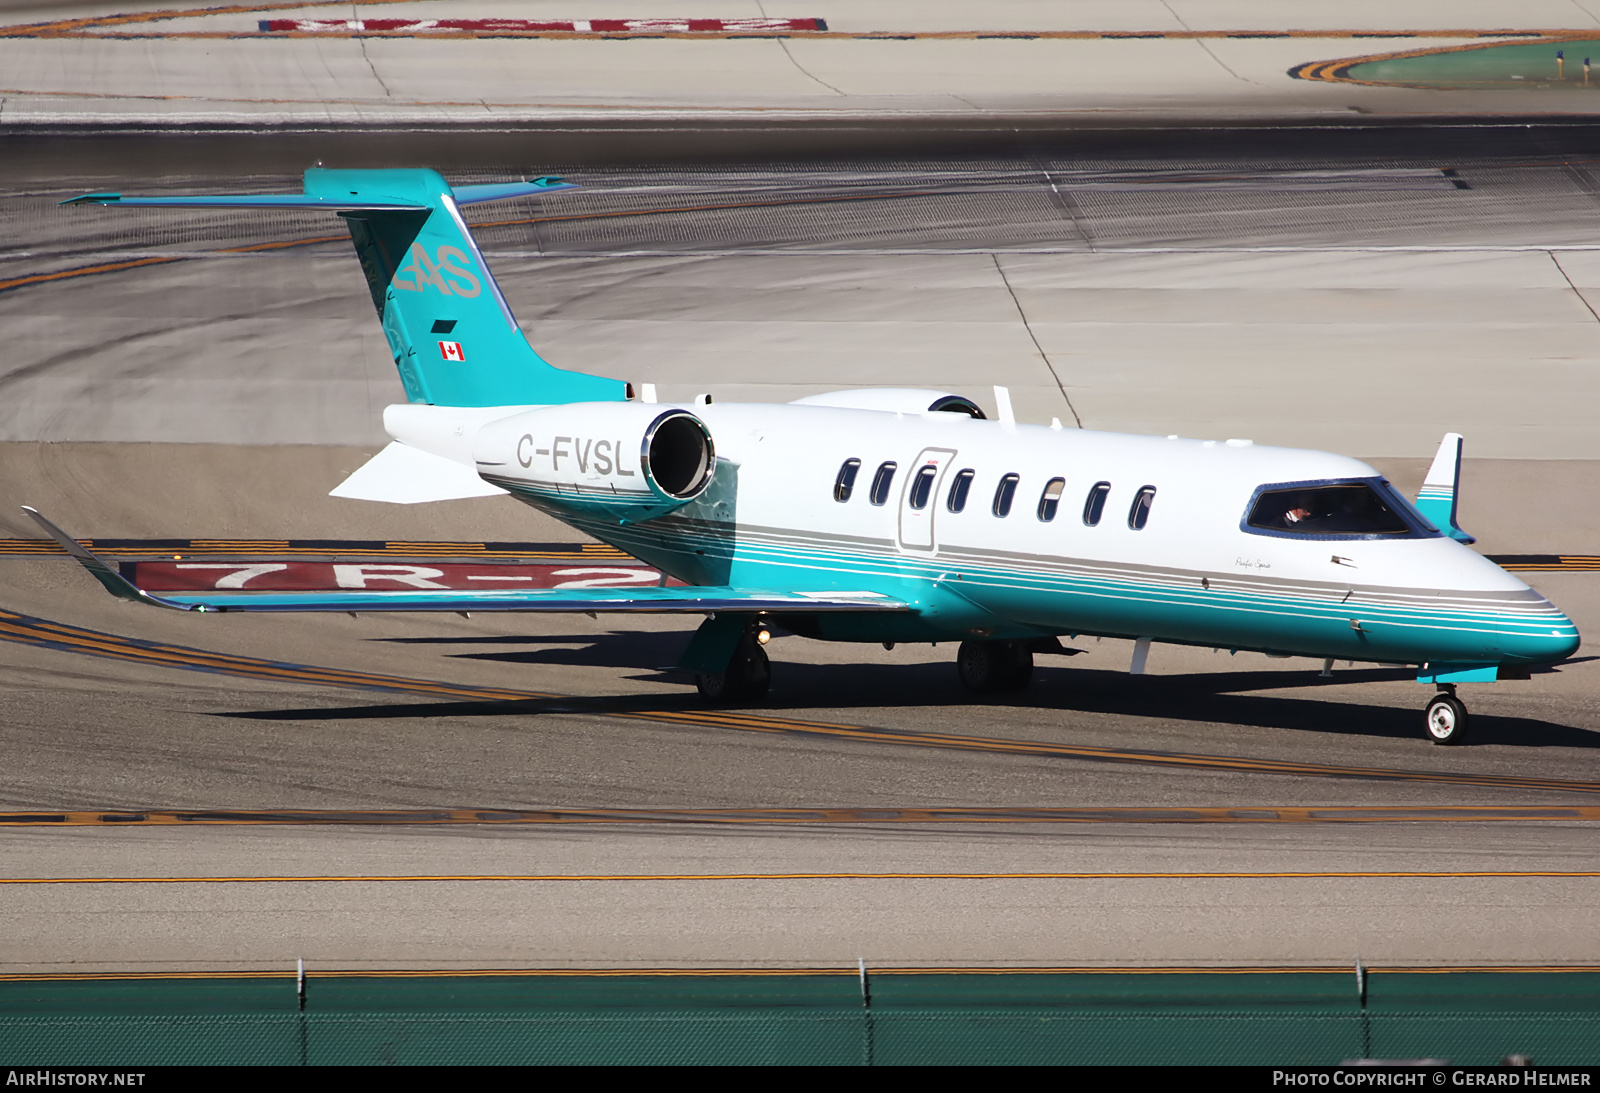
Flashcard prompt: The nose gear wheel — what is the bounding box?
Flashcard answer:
[1424,691,1469,745]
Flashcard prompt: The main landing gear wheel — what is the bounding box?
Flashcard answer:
[957,639,1034,694]
[695,638,771,704]
[1424,691,1470,745]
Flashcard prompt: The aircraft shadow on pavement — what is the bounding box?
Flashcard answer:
[375,630,691,670]
[226,639,1600,749]
[759,660,1599,750]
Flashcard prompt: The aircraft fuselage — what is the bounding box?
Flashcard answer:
[484,402,1578,673]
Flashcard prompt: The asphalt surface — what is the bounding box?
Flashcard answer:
[5,124,1600,972]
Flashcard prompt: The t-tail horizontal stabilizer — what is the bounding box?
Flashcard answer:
[22,507,911,616]
[330,442,507,504]
[62,169,625,408]
[1414,433,1475,544]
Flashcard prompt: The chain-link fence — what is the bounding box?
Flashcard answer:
[5,1008,1598,1066]
[6,972,1593,1068]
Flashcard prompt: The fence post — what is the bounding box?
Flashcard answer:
[1356,958,1370,1059]
[859,958,874,1066]
[296,958,308,1066]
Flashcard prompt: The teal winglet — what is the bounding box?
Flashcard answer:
[1414,432,1475,544]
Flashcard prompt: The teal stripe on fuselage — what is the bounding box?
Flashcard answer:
[525,501,1575,667]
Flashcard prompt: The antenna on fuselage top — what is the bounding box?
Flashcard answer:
[993,386,1016,429]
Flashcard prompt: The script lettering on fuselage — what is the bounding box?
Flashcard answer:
[516,433,635,476]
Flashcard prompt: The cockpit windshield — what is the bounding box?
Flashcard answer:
[1243,478,1437,540]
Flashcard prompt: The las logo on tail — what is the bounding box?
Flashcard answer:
[31,168,1577,743]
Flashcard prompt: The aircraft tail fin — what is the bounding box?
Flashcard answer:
[62,169,628,408]
[1415,432,1475,544]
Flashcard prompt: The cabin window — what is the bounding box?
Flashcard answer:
[992,473,1020,517]
[1128,486,1157,530]
[1083,481,1111,526]
[908,464,938,510]
[1037,478,1066,522]
[869,461,898,506]
[947,469,975,513]
[833,459,861,502]
[1243,478,1434,539]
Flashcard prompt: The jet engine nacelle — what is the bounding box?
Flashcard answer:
[473,403,715,524]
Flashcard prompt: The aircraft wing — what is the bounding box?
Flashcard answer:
[22,507,910,615]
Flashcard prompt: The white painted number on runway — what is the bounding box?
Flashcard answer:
[332,564,448,589]
[173,563,289,589]
[550,568,662,589]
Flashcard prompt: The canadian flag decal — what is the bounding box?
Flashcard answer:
[438,341,465,361]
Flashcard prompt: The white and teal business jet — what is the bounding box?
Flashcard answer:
[27,168,1579,744]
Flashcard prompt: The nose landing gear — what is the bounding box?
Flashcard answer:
[1423,684,1469,745]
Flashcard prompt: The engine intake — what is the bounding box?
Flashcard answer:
[643,410,715,499]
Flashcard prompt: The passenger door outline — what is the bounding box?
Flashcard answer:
[897,447,957,552]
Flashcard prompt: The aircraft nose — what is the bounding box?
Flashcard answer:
[1518,606,1581,665]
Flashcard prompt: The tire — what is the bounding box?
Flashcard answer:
[696,641,771,704]
[957,640,1034,694]
[1424,693,1469,745]
[997,644,1034,692]
[957,640,999,693]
